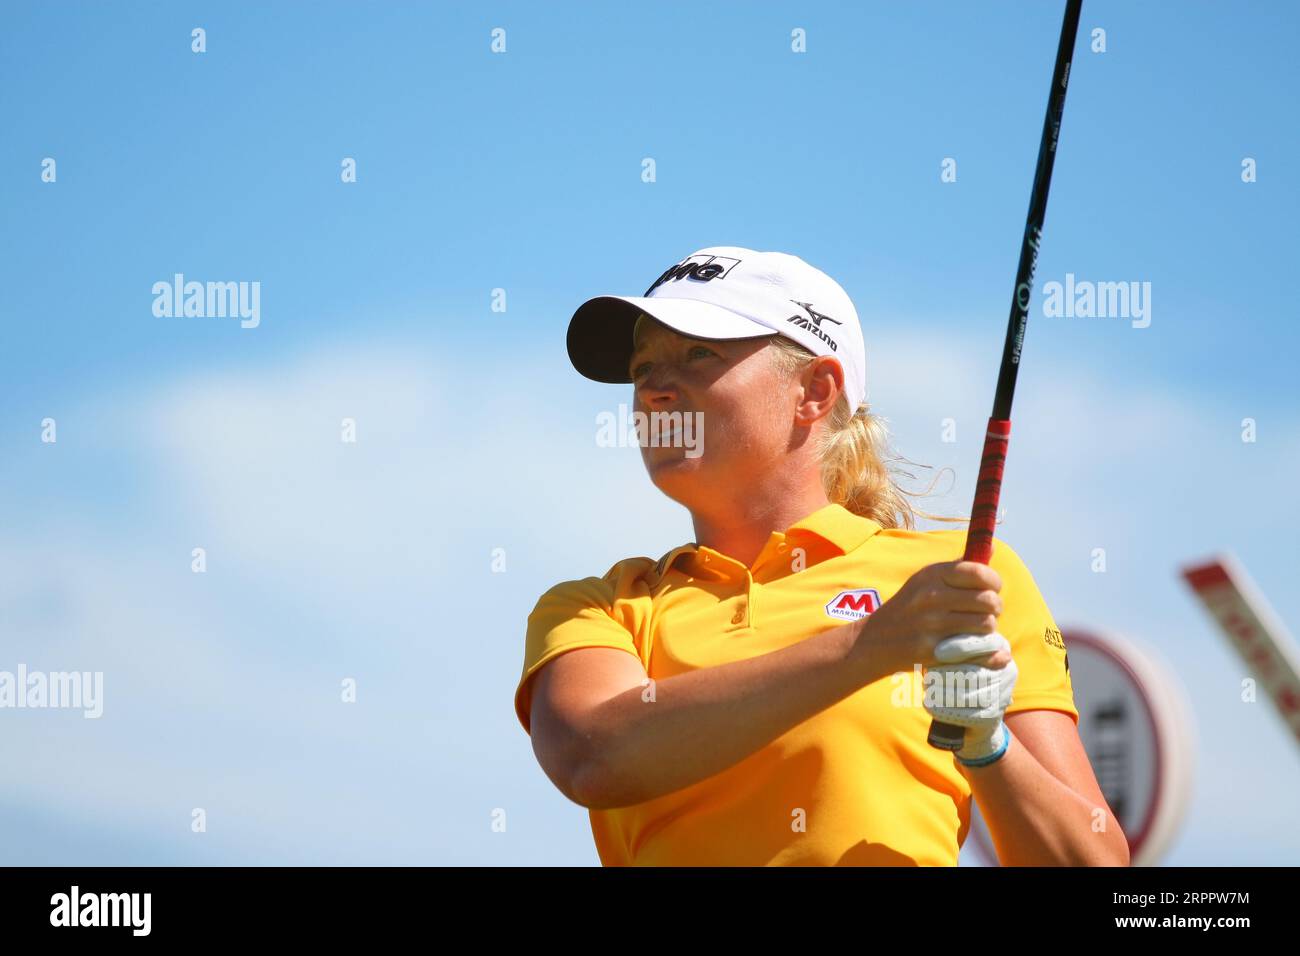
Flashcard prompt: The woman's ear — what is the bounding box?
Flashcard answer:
[794,356,845,426]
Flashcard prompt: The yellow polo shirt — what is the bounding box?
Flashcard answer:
[513,502,1076,866]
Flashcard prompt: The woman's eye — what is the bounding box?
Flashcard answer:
[631,347,712,379]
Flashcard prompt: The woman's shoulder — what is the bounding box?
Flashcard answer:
[871,525,1035,574]
[871,524,967,550]
[531,553,661,609]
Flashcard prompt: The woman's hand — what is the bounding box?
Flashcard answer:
[852,560,1009,680]
[925,631,1019,764]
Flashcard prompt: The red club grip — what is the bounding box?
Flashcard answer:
[963,418,1011,565]
[926,417,1012,753]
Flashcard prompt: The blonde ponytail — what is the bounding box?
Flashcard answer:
[769,336,966,530]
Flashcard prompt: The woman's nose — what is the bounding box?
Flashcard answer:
[635,368,679,404]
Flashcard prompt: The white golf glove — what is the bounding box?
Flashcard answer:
[923,632,1018,766]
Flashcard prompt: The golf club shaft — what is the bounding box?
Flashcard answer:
[928,0,1084,753]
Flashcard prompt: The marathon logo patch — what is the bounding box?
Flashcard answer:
[825,588,881,621]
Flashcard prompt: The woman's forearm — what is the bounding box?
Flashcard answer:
[963,730,1130,866]
[574,620,880,809]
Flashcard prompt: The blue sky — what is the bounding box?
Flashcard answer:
[1,1,1297,865]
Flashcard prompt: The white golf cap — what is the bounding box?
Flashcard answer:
[566,245,868,410]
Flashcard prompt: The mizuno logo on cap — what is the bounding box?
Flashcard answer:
[787,301,841,351]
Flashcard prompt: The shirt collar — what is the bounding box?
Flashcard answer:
[652,503,883,579]
[783,502,883,556]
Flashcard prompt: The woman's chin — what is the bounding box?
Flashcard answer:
[644,455,707,493]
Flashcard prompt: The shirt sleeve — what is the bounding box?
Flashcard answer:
[513,573,646,736]
[989,538,1079,725]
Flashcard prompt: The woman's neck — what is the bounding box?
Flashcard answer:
[690,487,832,569]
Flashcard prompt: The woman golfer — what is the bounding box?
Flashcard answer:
[513,246,1128,866]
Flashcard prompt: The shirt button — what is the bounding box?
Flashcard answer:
[731,607,746,624]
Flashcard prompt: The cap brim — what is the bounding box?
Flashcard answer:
[567,295,775,384]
